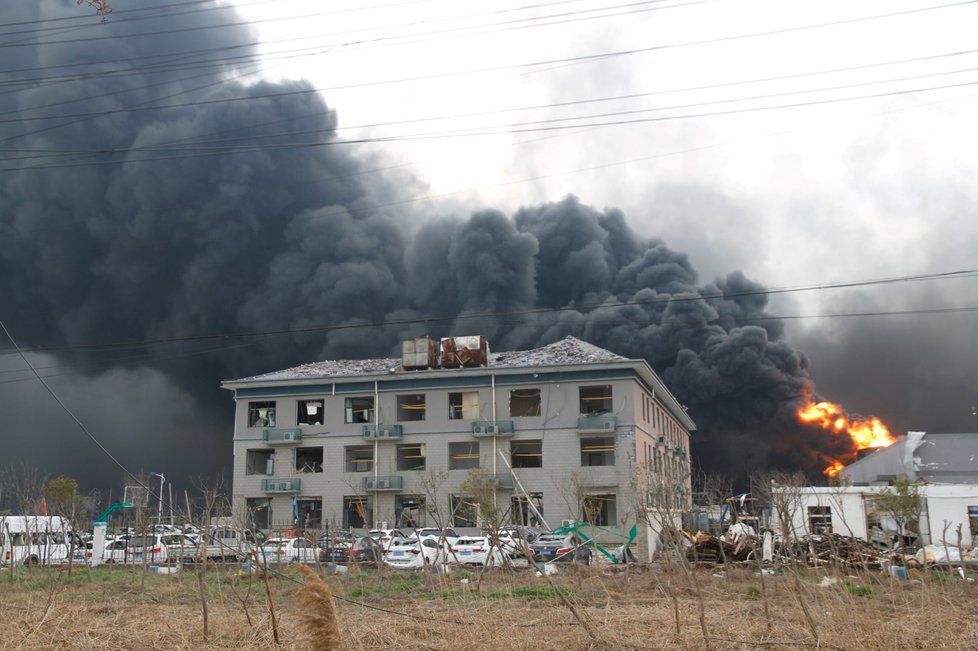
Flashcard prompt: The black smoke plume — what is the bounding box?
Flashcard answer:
[0,1,855,489]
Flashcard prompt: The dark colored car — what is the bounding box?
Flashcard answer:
[319,536,383,565]
[317,530,355,562]
[529,533,592,564]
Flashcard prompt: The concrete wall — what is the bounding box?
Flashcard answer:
[229,371,693,559]
[788,485,978,547]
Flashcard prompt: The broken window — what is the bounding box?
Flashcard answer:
[245,498,271,530]
[511,493,544,527]
[448,391,480,419]
[297,498,323,529]
[448,441,480,470]
[396,394,426,421]
[510,439,542,468]
[450,494,478,528]
[295,447,323,473]
[582,494,617,527]
[345,396,374,424]
[580,437,615,467]
[808,506,833,534]
[395,495,426,528]
[344,445,374,472]
[509,388,541,417]
[396,443,426,471]
[245,449,274,475]
[248,401,276,427]
[343,496,371,529]
[297,399,324,426]
[579,385,613,414]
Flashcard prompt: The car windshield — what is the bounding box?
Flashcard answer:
[534,535,565,543]
[456,538,486,546]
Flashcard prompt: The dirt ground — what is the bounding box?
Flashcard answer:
[1,562,976,650]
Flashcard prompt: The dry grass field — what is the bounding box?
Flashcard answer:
[1,562,976,650]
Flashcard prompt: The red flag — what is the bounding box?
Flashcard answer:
[40,498,48,516]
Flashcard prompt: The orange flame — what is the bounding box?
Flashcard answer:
[797,400,898,476]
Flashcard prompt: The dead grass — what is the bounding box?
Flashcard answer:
[0,563,975,649]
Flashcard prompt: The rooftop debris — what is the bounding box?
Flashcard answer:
[233,336,629,382]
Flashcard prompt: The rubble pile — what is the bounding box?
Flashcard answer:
[777,534,888,569]
[683,531,754,564]
[683,530,889,569]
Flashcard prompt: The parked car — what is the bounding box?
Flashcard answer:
[103,533,171,564]
[492,527,540,558]
[384,537,448,570]
[1,516,83,566]
[530,533,591,564]
[367,529,408,550]
[449,536,505,567]
[407,527,460,545]
[261,537,320,564]
[317,531,356,563]
[331,536,383,566]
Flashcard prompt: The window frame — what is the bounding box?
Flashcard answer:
[808,506,833,534]
[294,446,324,474]
[448,441,480,470]
[509,388,542,417]
[343,496,371,529]
[448,391,480,420]
[395,443,426,471]
[344,396,375,424]
[247,401,277,428]
[579,385,613,414]
[245,448,274,476]
[297,399,324,426]
[582,494,617,527]
[396,393,427,422]
[510,439,543,468]
[580,436,615,467]
[344,445,374,473]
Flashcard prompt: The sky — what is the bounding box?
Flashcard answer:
[0,0,976,499]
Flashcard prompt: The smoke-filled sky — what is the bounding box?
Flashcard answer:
[1,0,977,498]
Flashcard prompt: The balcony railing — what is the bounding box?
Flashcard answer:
[262,428,302,444]
[362,424,404,440]
[261,478,301,493]
[577,413,617,434]
[471,420,515,438]
[362,475,403,491]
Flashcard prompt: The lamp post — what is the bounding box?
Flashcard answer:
[149,472,165,527]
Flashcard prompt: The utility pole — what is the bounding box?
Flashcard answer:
[149,472,165,526]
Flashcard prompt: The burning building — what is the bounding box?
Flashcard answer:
[796,400,899,477]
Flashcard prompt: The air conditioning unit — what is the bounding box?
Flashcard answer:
[375,479,391,489]
[561,519,575,527]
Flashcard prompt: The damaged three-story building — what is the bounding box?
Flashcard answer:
[222,336,694,559]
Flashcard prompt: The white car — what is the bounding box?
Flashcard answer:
[407,528,460,545]
[384,537,447,570]
[103,533,171,564]
[261,537,319,564]
[367,529,408,550]
[492,528,537,558]
[449,537,505,567]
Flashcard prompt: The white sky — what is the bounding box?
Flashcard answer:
[230,0,978,320]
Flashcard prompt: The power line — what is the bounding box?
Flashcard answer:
[4,75,978,171]
[0,0,694,50]
[0,0,968,88]
[4,269,975,356]
[2,304,976,387]
[7,61,978,159]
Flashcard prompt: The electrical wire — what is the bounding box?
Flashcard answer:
[3,75,978,172]
[3,269,975,357]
